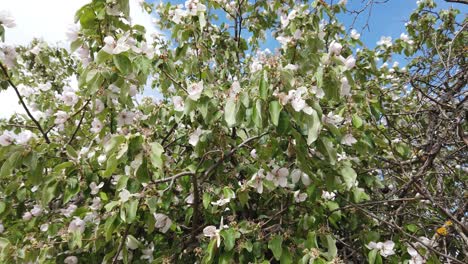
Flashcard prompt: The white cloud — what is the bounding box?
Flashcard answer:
[0,0,160,118]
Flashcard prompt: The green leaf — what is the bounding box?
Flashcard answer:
[149,142,164,170]
[42,180,58,205]
[102,153,118,178]
[113,54,132,75]
[0,201,6,215]
[259,74,268,100]
[268,235,283,260]
[368,249,378,264]
[280,248,292,264]
[221,228,240,251]
[96,50,112,64]
[352,114,363,128]
[0,150,21,178]
[269,100,282,126]
[317,137,336,165]
[307,108,322,144]
[202,239,217,264]
[340,166,357,190]
[252,99,263,128]
[224,98,237,127]
[324,235,337,260]
[125,199,139,223]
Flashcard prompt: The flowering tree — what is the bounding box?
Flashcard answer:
[0,0,466,263]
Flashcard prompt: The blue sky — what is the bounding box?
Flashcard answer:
[158,0,467,50]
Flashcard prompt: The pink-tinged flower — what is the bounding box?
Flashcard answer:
[54,111,69,125]
[117,110,135,126]
[0,130,15,146]
[187,81,204,101]
[340,76,351,96]
[172,96,185,112]
[189,127,203,146]
[339,55,356,70]
[0,223,4,234]
[129,84,138,97]
[0,45,17,68]
[90,118,103,133]
[102,36,130,54]
[294,191,308,203]
[15,130,34,145]
[266,166,289,187]
[92,99,104,114]
[38,83,52,92]
[203,217,228,248]
[291,169,311,186]
[0,11,16,28]
[89,182,104,195]
[61,91,79,106]
[407,246,424,264]
[341,134,357,146]
[22,211,33,221]
[153,213,172,233]
[66,24,79,42]
[249,169,266,194]
[119,189,132,203]
[68,217,85,233]
[310,85,325,99]
[60,204,77,217]
[30,204,43,217]
[64,256,78,264]
[90,197,102,211]
[329,41,343,56]
[367,240,395,257]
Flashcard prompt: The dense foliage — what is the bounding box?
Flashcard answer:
[0,0,466,263]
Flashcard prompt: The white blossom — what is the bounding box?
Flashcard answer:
[102,36,130,54]
[249,169,265,194]
[90,118,103,133]
[23,211,33,221]
[66,24,79,42]
[61,91,79,106]
[367,240,396,257]
[341,134,357,146]
[291,169,311,186]
[323,112,344,126]
[266,166,289,187]
[0,11,15,28]
[153,213,172,233]
[340,76,351,96]
[16,130,34,145]
[187,81,204,101]
[339,55,356,70]
[170,7,188,24]
[0,130,15,146]
[40,223,49,232]
[0,45,17,68]
[90,197,102,211]
[64,256,78,264]
[126,236,140,250]
[350,29,360,40]
[203,217,228,247]
[0,223,4,234]
[322,190,336,200]
[119,189,132,203]
[54,111,69,125]
[189,127,203,146]
[60,204,77,217]
[329,41,343,56]
[294,190,308,203]
[38,83,52,92]
[89,182,104,195]
[92,99,105,114]
[140,242,154,262]
[407,246,424,264]
[172,96,185,112]
[310,86,325,99]
[68,217,85,233]
[211,197,231,206]
[400,33,414,45]
[117,110,135,126]
[377,36,392,47]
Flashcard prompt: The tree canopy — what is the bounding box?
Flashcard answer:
[0,0,466,263]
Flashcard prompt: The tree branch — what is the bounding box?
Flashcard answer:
[0,63,50,143]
